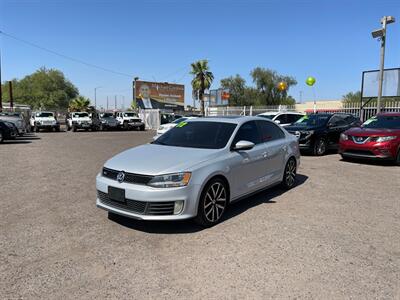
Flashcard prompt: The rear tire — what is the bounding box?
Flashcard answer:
[35,126,39,133]
[123,122,129,130]
[313,138,327,156]
[194,178,228,227]
[0,131,3,143]
[72,125,77,132]
[140,125,145,131]
[281,157,297,189]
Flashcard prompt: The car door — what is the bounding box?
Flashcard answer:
[229,121,269,198]
[327,115,348,146]
[256,120,287,183]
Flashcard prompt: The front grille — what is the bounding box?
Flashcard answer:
[345,149,375,156]
[97,191,175,215]
[350,135,370,144]
[102,167,153,185]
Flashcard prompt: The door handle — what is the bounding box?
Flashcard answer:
[262,152,268,159]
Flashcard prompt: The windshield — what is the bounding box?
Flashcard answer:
[36,112,54,118]
[0,112,21,117]
[101,113,113,118]
[73,112,89,118]
[172,117,187,124]
[295,114,330,126]
[362,115,400,129]
[124,112,137,117]
[258,114,276,120]
[153,121,237,149]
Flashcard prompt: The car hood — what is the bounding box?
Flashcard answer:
[73,117,91,121]
[104,143,222,175]
[36,117,56,121]
[284,124,323,132]
[345,127,400,136]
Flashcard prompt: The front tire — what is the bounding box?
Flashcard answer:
[195,178,228,227]
[281,157,297,189]
[72,125,77,132]
[395,150,400,166]
[0,131,3,143]
[35,126,39,133]
[313,138,327,156]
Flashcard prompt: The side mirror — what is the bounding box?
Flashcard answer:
[274,120,281,124]
[233,140,255,151]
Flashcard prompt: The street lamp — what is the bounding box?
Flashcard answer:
[371,16,395,114]
[94,86,102,109]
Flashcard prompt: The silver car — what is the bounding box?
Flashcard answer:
[96,116,300,227]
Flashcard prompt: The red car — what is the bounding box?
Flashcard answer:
[339,112,400,165]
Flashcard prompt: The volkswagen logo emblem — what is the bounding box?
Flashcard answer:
[117,171,125,183]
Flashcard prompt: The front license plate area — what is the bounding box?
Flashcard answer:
[108,186,126,203]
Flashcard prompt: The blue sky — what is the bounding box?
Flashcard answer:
[1,0,399,108]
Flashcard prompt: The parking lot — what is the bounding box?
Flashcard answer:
[1,130,399,299]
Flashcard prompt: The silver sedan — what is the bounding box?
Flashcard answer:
[96,116,300,227]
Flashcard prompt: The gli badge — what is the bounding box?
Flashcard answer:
[117,171,125,183]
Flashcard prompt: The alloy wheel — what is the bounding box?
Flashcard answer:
[316,139,326,155]
[203,182,227,223]
[285,159,296,187]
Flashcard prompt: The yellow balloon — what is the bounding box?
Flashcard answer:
[306,76,316,86]
[277,81,288,91]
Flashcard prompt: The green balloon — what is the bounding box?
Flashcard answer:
[306,76,316,86]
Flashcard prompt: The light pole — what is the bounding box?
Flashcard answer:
[371,16,395,114]
[94,86,102,109]
[133,77,139,108]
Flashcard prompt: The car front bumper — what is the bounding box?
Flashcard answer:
[339,141,396,160]
[96,173,201,220]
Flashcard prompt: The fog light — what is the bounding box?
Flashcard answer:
[173,200,184,215]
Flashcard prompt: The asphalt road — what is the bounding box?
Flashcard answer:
[1,130,399,299]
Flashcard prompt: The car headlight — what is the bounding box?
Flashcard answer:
[375,136,396,142]
[147,172,191,188]
[101,120,106,123]
[340,133,348,141]
[303,130,314,138]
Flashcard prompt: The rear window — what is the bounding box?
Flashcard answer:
[153,121,236,149]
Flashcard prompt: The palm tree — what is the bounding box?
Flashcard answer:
[69,96,91,111]
[190,60,214,115]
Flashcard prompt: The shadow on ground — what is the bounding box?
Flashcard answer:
[108,174,308,234]
[340,157,397,167]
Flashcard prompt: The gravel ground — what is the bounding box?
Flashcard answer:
[0,130,399,299]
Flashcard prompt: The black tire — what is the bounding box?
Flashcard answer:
[55,126,60,132]
[395,149,400,166]
[66,124,70,131]
[35,126,39,133]
[313,138,327,156]
[72,125,77,132]
[0,131,3,143]
[30,126,34,132]
[123,122,129,130]
[194,178,228,227]
[281,157,297,189]
[140,125,145,131]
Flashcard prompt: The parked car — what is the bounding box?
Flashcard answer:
[99,112,119,131]
[285,113,361,155]
[30,111,60,132]
[0,120,18,142]
[0,112,27,136]
[96,116,300,227]
[66,112,97,132]
[115,111,145,130]
[339,113,400,165]
[160,113,183,125]
[154,116,197,139]
[257,111,304,127]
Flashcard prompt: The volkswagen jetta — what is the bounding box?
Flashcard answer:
[96,116,300,227]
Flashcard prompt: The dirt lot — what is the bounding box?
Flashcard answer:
[1,130,399,299]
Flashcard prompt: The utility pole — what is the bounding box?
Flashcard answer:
[94,86,102,109]
[299,91,303,103]
[0,47,2,112]
[106,96,109,110]
[372,16,395,114]
[9,81,13,109]
[133,77,139,108]
[114,95,117,110]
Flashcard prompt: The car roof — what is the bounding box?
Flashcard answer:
[258,111,303,115]
[186,115,273,125]
[377,112,400,117]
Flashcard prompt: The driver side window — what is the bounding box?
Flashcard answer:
[232,121,262,146]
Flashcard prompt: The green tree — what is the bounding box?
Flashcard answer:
[1,67,79,110]
[68,96,91,111]
[220,75,248,106]
[250,67,297,105]
[342,91,361,104]
[190,60,214,115]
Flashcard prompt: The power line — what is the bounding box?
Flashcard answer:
[0,30,134,78]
